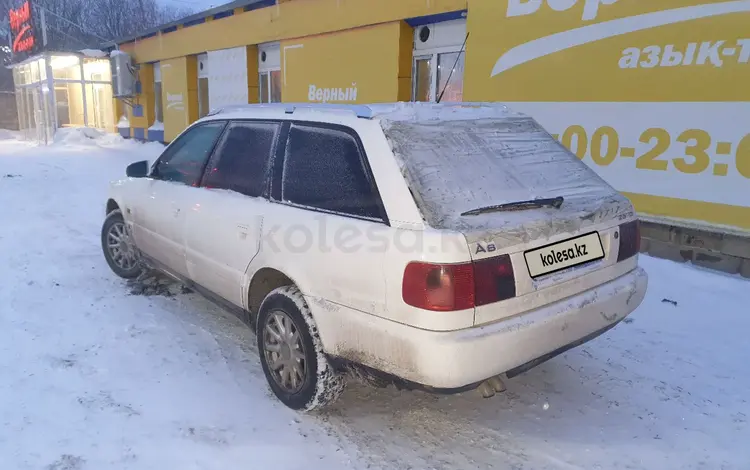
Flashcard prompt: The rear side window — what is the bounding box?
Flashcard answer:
[280,123,384,221]
[202,121,280,197]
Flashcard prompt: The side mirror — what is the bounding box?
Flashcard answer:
[126,160,150,178]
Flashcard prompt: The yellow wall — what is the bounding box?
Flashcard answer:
[247,45,259,104]
[119,0,466,63]
[465,0,749,102]
[397,21,414,102]
[282,23,405,104]
[125,63,155,134]
[160,57,199,142]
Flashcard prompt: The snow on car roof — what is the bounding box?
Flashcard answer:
[205,102,528,122]
[369,102,526,123]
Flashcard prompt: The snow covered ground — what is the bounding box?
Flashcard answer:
[0,131,748,469]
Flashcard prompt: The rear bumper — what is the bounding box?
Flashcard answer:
[313,266,648,389]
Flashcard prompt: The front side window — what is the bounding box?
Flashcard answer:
[153,122,226,186]
[280,124,384,220]
[202,121,280,197]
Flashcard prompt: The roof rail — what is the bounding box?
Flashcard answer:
[206,103,374,119]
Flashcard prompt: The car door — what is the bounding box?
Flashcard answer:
[254,121,390,315]
[185,120,281,308]
[132,121,227,278]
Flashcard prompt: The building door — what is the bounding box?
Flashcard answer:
[411,19,467,103]
[258,43,281,103]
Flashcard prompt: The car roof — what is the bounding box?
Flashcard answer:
[199,102,527,124]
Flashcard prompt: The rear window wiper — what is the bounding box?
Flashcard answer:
[461,196,564,216]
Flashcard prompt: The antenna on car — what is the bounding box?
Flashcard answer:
[436,32,469,104]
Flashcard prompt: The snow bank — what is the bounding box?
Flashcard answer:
[110,49,128,58]
[149,121,164,131]
[0,129,21,140]
[53,127,116,146]
[117,116,130,129]
[51,127,164,152]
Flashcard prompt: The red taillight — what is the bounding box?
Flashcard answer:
[402,262,474,311]
[617,220,640,262]
[402,255,516,312]
[473,255,516,307]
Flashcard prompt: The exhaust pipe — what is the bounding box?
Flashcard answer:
[477,375,507,398]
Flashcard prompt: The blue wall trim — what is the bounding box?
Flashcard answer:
[147,129,164,143]
[140,32,157,40]
[162,25,178,34]
[245,0,274,12]
[184,18,206,27]
[405,10,466,27]
[118,127,130,138]
[213,10,233,19]
[135,81,142,94]
[133,128,145,140]
[132,105,144,117]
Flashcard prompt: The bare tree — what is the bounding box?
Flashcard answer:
[0,0,192,54]
[0,0,191,90]
[87,0,192,43]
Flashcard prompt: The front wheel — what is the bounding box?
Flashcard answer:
[257,286,345,411]
[101,210,141,279]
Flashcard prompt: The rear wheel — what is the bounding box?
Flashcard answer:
[101,210,141,279]
[257,286,345,411]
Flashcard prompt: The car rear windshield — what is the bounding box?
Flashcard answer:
[381,116,616,231]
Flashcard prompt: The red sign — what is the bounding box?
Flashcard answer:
[8,1,35,54]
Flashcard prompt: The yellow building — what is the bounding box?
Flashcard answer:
[106,0,750,234]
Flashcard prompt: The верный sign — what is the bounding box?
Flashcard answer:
[8,0,37,57]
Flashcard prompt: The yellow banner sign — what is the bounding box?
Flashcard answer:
[465,0,750,230]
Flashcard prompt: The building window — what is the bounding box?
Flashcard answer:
[258,43,281,103]
[411,20,466,103]
[153,62,163,123]
[197,53,210,118]
[55,87,71,126]
[413,56,433,102]
[259,70,281,103]
[436,52,465,103]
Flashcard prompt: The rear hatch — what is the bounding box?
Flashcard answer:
[382,114,638,325]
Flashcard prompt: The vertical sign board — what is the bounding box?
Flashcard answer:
[8,0,38,61]
[465,0,750,230]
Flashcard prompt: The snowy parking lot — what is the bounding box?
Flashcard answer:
[0,131,748,470]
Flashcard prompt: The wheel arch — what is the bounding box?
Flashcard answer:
[106,198,120,216]
[247,267,297,326]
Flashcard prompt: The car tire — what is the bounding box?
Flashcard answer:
[101,210,142,279]
[256,286,345,411]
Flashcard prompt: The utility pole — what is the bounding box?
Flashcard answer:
[39,7,47,47]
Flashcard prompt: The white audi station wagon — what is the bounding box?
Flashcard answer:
[101,102,648,411]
